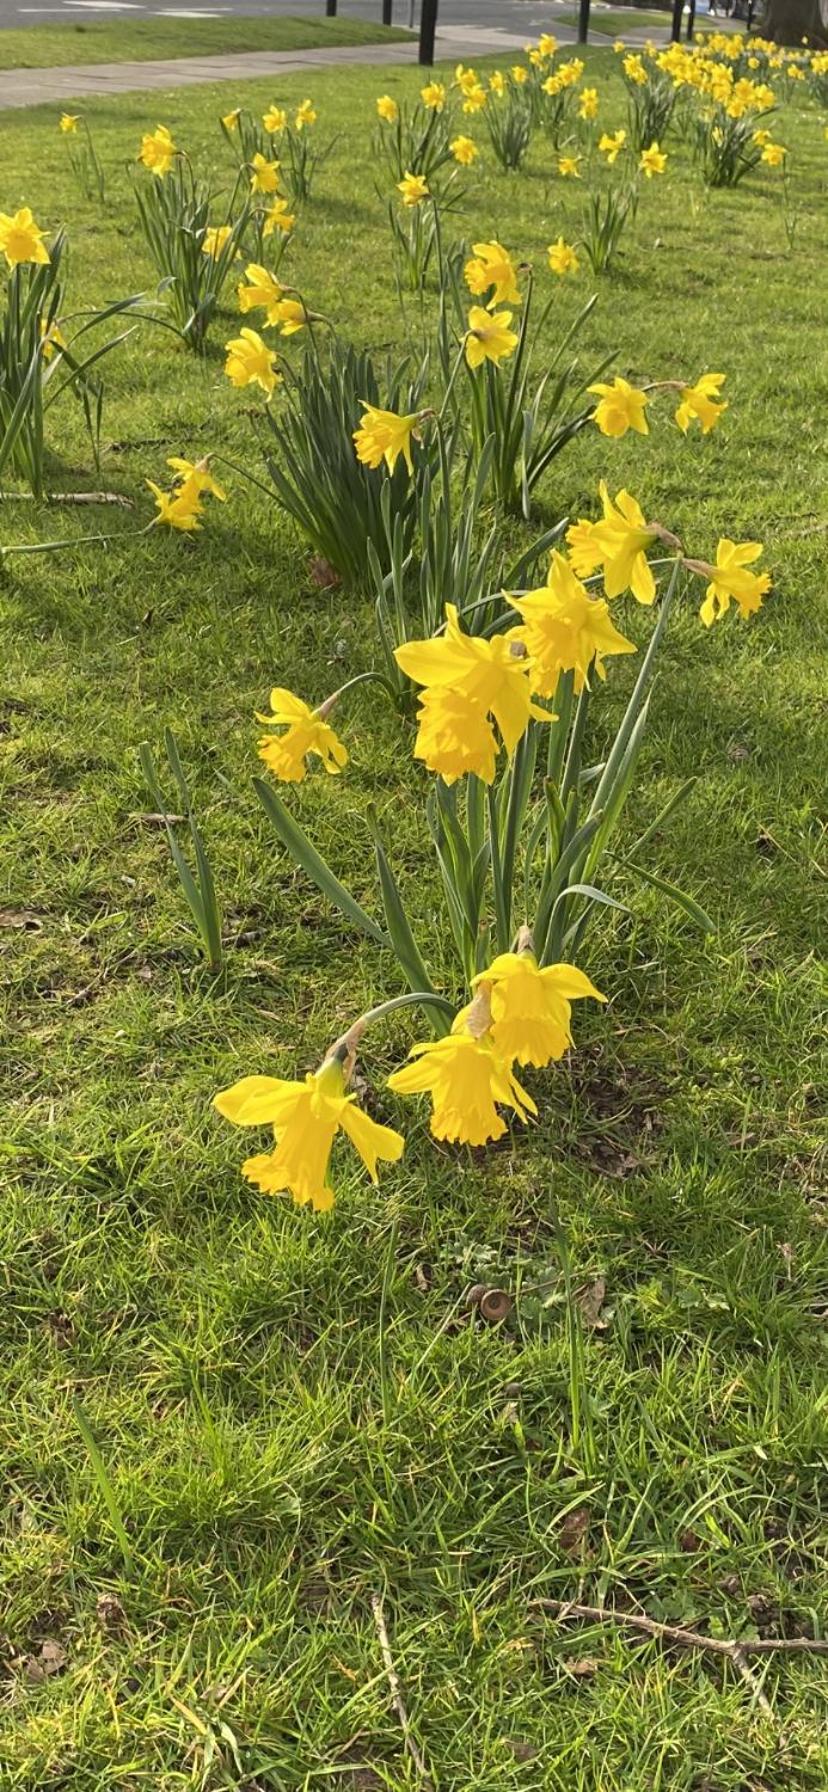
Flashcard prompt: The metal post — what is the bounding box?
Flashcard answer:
[382,0,392,23]
[326,0,336,15]
[685,0,695,36]
[577,0,590,44]
[670,0,683,39]
[418,0,437,64]
[745,0,755,27]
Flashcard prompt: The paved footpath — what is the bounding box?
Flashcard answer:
[0,19,684,111]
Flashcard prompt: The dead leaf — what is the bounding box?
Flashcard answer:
[309,555,341,589]
[96,1593,126,1633]
[414,1263,432,1293]
[558,1505,590,1559]
[576,1275,607,1329]
[566,1656,600,1678]
[502,1737,539,1762]
[0,908,43,931]
[25,1638,67,1680]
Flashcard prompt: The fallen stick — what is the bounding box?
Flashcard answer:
[0,491,133,507]
[370,1594,433,1788]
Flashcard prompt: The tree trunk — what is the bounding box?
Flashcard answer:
[760,0,828,44]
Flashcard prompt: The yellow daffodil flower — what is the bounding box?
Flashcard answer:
[257,687,348,782]
[397,170,429,206]
[578,86,599,119]
[295,99,317,130]
[557,58,584,86]
[272,298,308,336]
[761,142,786,165]
[464,305,519,369]
[146,479,204,531]
[558,154,582,178]
[675,372,728,435]
[511,64,529,84]
[263,104,287,133]
[473,946,605,1068]
[249,152,280,194]
[215,1053,403,1211]
[0,207,50,269]
[408,688,501,785]
[538,32,558,56]
[59,113,79,133]
[395,603,548,782]
[224,328,280,396]
[237,262,285,324]
[450,134,478,164]
[463,83,488,113]
[567,482,660,606]
[202,224,232,259]
[589,376,650,439]
[388,992,536,1146]
[221,108,241,131]
[752,127,772,146]
[598,128,627,164]
[376,94,399,123]
[489,70,506,97]
[353,404,421,475]
[421,80,446,109]
[137,123,176,177]
[696,539,771,626]
[507,551,636,693]
[263,198,295,236]
[623,54,648,84]
[547,237,579,276]
[167,456,226,504]
[39,318,67,360]
[639,141,668,176]
[464,240,521,308]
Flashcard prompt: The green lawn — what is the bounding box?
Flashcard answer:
[557,8,676,36]
[0,14,412,71]
[1,49,827,1792]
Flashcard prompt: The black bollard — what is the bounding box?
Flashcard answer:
[382,0,392,23]
[418,0,437,64]
[685,0,696,36]
[326,0,336,15]
[577,0,590,44]
[670,0,683,39]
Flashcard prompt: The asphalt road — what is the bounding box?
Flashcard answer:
[0,0,655,35]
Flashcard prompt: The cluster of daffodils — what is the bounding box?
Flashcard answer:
[147,456,226,531]
[222,263,314,398]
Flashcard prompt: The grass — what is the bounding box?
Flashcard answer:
[556,8,677,36]
[2,48,828,1792]
[0,15,412,72]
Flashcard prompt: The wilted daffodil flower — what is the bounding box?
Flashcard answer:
[137,124,177,177]
[464,240,521,308]
[202,224,232,259]
[589,376,650,439]
[353,404,424,475]
[388,988,536,1146]
[464,305,519,369]
[507,552,636,693]
[215,1047,403,1212]
[548,237,579,276]
[675,372,728,435]
[0,207,50,269]
[473,931,605,1068]
[639,141,668,176]
[224,328,280,396]
[257,687,349,782]
[450,134,478,164]
[397,170,430,206]
[249,151,280,194]
[685,539,771,626]
[567,482,675,606]
[395,602,549,784]
[376,94,399,123]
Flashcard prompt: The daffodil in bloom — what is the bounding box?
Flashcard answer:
[167,456,226,504]
[249,152,280,194]
[639,141,667,176]
[353,403,422,476]
[463,83,488,113]
[395,603,548,782]
[421,80,446,109]
[489,70,506,96]
[507,551,636,693]
[237,261,285,324]
[222,107,241,131]
[454,63,480,95]
[137,124,176,177]
[598,128,627,164]
[558,154,582,178]
[146,479,204,531]
[0,207,50,269]
[693,539,771,626]
[215,1052,403,1212]
[39,318,67,361]
[450,134,478,164]
[538,32,558,56]
[752,127,772,146]
[578,86,599,119]
[464,240,521,308]
[675,372,728,435]
[376,94,399,123]
[761,142,786,166]
[272,298,308,336]
[589,376,650,439]
[224,328,280,396]
[557,57,584,85]
[263,104,287,133]
[295,99,317,129]
[567,483,660,606]
[464,305,519,369]
[473,940,605,1068]
[257,687,348,782]
[202,224,233,259]
[263,197,295,237]
[59,113,79,133]
[511,64,529,85]
[397,170,429,206]
[408,688,500,785]
[623,53,648,84]
[388,991,536,1147]
[547,236,579,276]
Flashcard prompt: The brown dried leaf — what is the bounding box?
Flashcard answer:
[309,555,341,589]
[25,1638,67,1680]
[576,1275,607,1329]
[558,1505,590,1559]
[566,1656,600,1678]
[96,1593,126,1633]
[0,908,43,932]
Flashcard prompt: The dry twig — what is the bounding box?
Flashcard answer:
[371,1593,433,1788]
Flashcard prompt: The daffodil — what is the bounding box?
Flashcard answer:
[224,328,280,396]
[39,318,67,361]
[167,456,226,503]
[464,305,519,370]
[538,32,558,56]
[675,372,728,435]
[598,128,627,163]
[295,99,317,130]
[353,404,421,475]
[263,104,287,133]
[567,482,660,606]
[589,376,650,439]
[215,1052,403,1212]
[450,134,478,164]
[388,991,536,1146]
[376,94,399,123]
[489,70,506,96]
[221,108,241,131]
[508,552,636,693]
[421,80,446,109]
[237,262,285,324]
[547,237,579,276]
[558,57,584,85]
[693,539,771,626]
[272,298,308,335]
[639,141,668,176]
[623,53,648,84]
[0,207,50,268]
[408,688,500,785]
[463,83,488,113]
[511,64,529,84]
[464,240,521,308]
[558,154,582,178]
[473,943,605,1067]
[202,224,232,259]
[137,124,176,177]
[397,170,429,206]
[263,198,295,237]
[59,113,79,133]
[578,86,599,119]
[752,127,772,146]
[146,479,204,531]
[257,687,349,781]
[395,603,548,781]
[761,141,786,166]
[249,152,280,194]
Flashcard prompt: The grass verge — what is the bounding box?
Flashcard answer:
[0,14,413,72]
